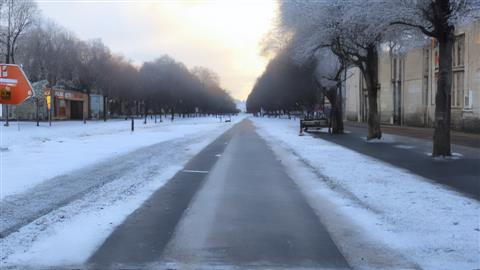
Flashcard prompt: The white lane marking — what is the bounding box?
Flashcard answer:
[182,170,209,174]
[394,144,415,149]
[215,154,222,157]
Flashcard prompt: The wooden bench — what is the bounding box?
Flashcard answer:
[300,117,331,134]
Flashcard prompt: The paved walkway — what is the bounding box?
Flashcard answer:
[88,120,349,269]
[344,121,480,148]
[311,123,480,200]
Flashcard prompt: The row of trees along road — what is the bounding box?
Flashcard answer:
[248,0,479,157]
[246,50,318,115]
[0,0,238,126]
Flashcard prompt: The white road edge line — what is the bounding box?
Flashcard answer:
[182,170,209,174]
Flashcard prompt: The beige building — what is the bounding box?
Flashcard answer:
[346,21,480,133]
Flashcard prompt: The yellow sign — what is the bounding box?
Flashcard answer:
[46,95,51,110]
[1,86,11,100]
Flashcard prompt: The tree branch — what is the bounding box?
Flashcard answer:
[390,21,435,37]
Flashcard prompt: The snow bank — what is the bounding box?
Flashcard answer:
[251,117,479,270]
[0,116,239,197]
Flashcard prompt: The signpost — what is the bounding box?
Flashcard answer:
[0,64,34,126]
[44,88,52,126]
[0,64,34,105]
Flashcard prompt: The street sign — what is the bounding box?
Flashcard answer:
[46,95,52,110]
[0,64,33,105]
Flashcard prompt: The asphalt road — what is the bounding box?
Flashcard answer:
[310,125,480,200]
[88,120,349,270]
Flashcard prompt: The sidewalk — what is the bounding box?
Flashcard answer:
[344,121,479,148]
[310,122,479,200]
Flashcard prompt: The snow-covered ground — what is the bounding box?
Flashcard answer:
[0,115,244,267]
[251,117,479,270]
[0,116,237,197]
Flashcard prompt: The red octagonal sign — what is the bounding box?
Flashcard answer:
[0,64,34,105]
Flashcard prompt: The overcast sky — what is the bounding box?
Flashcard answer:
[36,0,277,100]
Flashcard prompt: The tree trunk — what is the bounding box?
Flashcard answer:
[364,46,382,139]
[324,92,343,134]
[4,105,9,126]
[331,87,344,134]
[432,36,453,156]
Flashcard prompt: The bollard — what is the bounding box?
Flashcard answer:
[131,118,134,132]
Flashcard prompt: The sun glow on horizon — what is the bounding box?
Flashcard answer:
[131,0,277,100]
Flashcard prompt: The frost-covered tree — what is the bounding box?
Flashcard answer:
[7,9,237,121]
[246,49,317,115]
[390,0,480,156]
[312,49,345,134]
[277,0,396,139]
[191,66,220,90]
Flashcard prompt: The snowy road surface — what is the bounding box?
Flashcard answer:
[1,133,223,238]
[0,117,238,197]
[1,116,245,266]
[89,120,349,269]
[2,117,478,270]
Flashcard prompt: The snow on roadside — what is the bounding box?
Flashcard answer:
[251,117,480,270]
[1,115,244,267]
[0,116,238,197]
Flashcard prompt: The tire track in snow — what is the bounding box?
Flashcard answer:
[0,132,214,239]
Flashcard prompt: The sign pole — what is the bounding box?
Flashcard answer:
[36,98,39,126]
[4,105,8,126]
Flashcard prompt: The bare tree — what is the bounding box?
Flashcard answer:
[1,0,38,64]
[11,13,237,120]
[0,0,37,126]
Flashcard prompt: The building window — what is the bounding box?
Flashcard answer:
[433,35,466,108]
[464,90,473,109]
[452,34,465,108]
[452,71,464,108]
[453,34,465,67]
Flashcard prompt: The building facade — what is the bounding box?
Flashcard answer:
[346,21,480,133]
[1,88,102,121]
